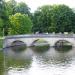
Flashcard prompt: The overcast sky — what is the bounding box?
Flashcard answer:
[6,0,75,12]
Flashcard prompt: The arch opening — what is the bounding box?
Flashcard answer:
[11,40,27,52]
[55,40,72,52]
[31,39,50,52]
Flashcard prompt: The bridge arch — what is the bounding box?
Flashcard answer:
[31,39,39,46]
[30,38,50,52]
[54,40,73,52]
[10,40,27,52]
[31,38,50,46]
[55,40,73,46]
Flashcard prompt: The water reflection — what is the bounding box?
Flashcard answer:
[4,48,33,75]
[30,47,75,75]
[34,48,73,67]
[55,40,72,52]
[31,45,50,53]
[10,40,27,52]
[31,39,50,53]
[3,46,75,75]
[55,46,72,53]
[0,51,4,75]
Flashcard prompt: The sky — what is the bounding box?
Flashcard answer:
[6,0,75,12]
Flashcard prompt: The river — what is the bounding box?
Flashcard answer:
[1,46,75,75]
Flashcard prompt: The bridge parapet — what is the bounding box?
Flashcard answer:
[5,34,75,39]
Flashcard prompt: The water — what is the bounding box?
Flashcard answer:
[1,46,75,75]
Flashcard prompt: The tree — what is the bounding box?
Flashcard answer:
[32,4,75,33]
[5,0,17,16]
[0,0,5,18]
[9,13,33,35]
[32,5,52,33]
[0,0,17,36]
[71,13,75,33]
[50,5,75,33]
[14,2,30,16]
[0,0,8,36]
[0,18,4,36]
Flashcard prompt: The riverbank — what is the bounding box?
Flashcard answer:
[0,37,4,49]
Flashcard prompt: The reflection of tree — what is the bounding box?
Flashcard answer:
[0,51,4,75]
[6,58,32,69]
[5,49,33,70]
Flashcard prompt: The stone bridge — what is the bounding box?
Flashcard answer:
[3,34,75,48]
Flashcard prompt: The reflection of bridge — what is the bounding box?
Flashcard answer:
[4,34,75,48]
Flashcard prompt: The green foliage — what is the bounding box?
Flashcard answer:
[50,5,75,33]
[0,18,4,28]
[32,4,75,33]
[9,13,33,35]
[32,5,52,33]
[5,0,17,16]
[2,0,32,36]
[0,0,5,18]
[0,0,5,36]
[0,18,4,36]
[0,0,75,35]
[0,0,16,36]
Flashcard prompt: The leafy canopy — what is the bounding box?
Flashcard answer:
[9,13,33,35]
